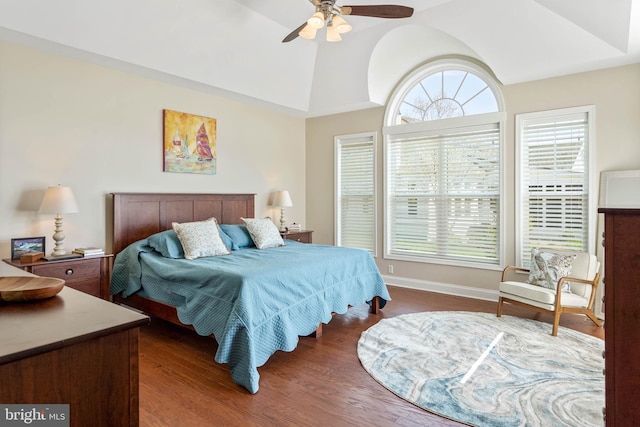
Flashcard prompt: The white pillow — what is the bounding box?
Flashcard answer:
[241,217,285,249]
[172,218,230,260]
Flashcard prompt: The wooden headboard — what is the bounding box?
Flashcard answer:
[111,193,255,254]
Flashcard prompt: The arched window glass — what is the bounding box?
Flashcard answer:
[390,61,501,125]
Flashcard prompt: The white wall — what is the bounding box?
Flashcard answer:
[0,41,306,257]
[306,63,640,297]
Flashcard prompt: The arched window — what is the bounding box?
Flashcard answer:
[389,59,501,124]
[384,58,505,268]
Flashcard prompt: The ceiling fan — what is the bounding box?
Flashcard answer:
[282,1,414,43]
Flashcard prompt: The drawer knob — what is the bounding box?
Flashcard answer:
[65,269,74,276]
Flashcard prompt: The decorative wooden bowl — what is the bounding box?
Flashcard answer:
[0,276,65,302]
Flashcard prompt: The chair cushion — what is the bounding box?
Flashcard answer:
[500,281,589,309]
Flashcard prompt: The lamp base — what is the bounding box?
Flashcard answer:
[279,207,287,232]
[51,214,67,257]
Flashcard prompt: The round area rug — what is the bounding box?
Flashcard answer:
[357,311,604,427]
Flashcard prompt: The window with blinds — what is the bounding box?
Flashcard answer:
[385,121,501,265]
[516,106,594,266]
[335,133,376,254]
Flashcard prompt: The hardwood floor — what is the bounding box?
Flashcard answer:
[138,285,604,426]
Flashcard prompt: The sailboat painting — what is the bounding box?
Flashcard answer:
[163,109,217,175]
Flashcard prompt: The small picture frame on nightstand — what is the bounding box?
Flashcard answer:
[11,236,46,260]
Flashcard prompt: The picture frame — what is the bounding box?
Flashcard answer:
[599,170,640,209]
[163,109,217,175]
[11,236,46,260]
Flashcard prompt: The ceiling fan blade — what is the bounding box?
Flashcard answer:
[282,22,309,43]
[342,5,414,19]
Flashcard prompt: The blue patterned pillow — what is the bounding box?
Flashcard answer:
[219,224,255,249]
[218,227,239,251]
[147,230,184,259]
[527,248,575,292]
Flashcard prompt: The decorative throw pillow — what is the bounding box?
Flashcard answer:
[172,218,231,260]
[527,248,575,292]
[219,224,255,249]
[147,230,184,259]
[241,217,285,249]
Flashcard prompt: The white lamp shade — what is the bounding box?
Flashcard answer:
[326,24,342,42]
[299,24,318,40]
[273,190,293,207]
[39,185,79,214]
[332,15,352,33]
[307,11,325,29]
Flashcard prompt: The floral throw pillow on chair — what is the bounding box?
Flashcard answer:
[527,248,576,292]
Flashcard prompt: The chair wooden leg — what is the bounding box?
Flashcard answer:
[552,311,561,336]
[586,311,603,328]
[496,297,503,318]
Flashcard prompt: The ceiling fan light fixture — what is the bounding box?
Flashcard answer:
[299,24,317,40]
[282,3,414,43]
[332,15,352,33]
[326,23,342,42]
[308,11,325,29]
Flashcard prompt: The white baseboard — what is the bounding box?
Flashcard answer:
[382,275,499,302]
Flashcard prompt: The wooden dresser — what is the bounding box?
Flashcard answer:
[0,263,149,427]
[598,208,640,426]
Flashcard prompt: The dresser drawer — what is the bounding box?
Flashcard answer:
[31,258,100,281]
[66,278,101,297]
[282,230,313,243]
[288,233,311,243]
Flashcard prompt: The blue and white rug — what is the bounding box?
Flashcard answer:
[357,311,604,427]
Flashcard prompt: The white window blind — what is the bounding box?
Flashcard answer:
[335,133,376,254]
[517,108,592,266]
[386,123,501,265]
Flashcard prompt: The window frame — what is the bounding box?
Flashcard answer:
[383,59,505,270]
[515,105,597,266]
[334,132,378,256]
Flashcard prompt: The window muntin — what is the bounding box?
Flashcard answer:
[397,68,499,124]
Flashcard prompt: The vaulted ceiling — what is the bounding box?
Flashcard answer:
[1,0,638,117]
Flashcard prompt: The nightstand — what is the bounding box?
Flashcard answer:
[3,254,113,300]
[281,230,313,243]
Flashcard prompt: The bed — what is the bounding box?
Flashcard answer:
[109,192,390,393]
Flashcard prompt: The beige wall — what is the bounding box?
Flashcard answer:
[0,41,306,257]
[3,38,638,299]
[306,63,640,297]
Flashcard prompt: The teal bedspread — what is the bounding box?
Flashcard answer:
[111,240,390,393]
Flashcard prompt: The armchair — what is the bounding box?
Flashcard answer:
[497,249,603,336]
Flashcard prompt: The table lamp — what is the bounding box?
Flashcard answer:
[39,185,79,256]
[272,190,293,232]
